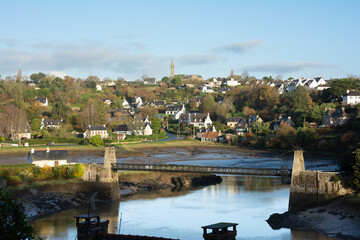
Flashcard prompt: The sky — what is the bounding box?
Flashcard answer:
[0,0,359,81]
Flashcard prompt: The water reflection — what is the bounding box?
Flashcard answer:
[32,175,334,240]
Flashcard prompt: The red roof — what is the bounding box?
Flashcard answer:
[202,132,219,138]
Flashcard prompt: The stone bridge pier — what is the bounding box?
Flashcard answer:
[289,150,349,211]
[82,146,120,200]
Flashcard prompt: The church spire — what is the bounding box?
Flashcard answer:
[171,58,174,78]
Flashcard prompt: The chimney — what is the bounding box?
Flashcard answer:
[46,147,50,153]
[30,148,34,153]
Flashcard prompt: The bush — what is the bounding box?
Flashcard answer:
[89,135,104,147]
[0,189,34,239]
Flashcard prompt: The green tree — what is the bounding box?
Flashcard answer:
[171,76,182,88]
[151,118,162,134]
[31,118,41,131]
[89,135,104,147]
[351,149,360,191]
[0,188,34,239]
[290,86,312,113]
[329,78,360,100]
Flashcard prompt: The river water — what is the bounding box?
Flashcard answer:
[28,147,337,239]
[33,175,334,240]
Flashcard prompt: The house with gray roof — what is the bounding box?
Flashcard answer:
[322,108,350,126]
[40,118,63,129]
[83,125,109,139]
[28,148,68,167]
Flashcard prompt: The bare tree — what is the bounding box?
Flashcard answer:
[0,105,28,140]
[16,69,22,83]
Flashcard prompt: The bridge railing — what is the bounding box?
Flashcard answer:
[112,163,292,177]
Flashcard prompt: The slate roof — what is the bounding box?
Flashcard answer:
[324,108,348,118]
[29,150,68,161]
[115,124,128,131]
[227,117,242,123]
[189,113,208,122]
[346,90,360,96]
[43,119,62,126]
[88,125,107,131]
[36,97,47,104]
[166,105,183,112]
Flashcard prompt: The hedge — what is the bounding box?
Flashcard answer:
[0,164,85,185]
[24,137,84,145]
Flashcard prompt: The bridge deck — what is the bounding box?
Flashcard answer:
[112,163,292,177]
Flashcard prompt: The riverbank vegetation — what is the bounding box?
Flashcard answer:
[0,164,84,186]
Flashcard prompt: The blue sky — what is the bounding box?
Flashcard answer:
[0,0,359,81]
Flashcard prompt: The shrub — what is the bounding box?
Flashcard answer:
[89,135,104,147]
[0,189,34,239]
[73,164,85,178]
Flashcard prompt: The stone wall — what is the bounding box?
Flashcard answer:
[82,146,120,200]
[289,150,349,211]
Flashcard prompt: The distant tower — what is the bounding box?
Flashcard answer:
[171,59,174,78]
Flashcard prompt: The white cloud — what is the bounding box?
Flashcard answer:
[0,41,166,79]
[244,61,338,73]
[215,40,263,53]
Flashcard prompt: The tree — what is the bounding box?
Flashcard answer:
[351,149,360,191]
[0,105,28,140]
[290,86,313,113]
[151,117,162,134]
[138,106,159,120]
[0,188,34,239]
[16,69,22,83]
[171,76,182,88]
[30,72,46,84]
[31,118,41,131]
[89,135,104,147]
[329,78,360,100]
[270,122,297,149]
[243,106,256,117]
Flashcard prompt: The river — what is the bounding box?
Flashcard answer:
[12,146,337,239]
[33,174,334,240]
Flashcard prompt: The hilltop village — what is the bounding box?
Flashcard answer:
[0,63,360,185]
[0,63,359,152]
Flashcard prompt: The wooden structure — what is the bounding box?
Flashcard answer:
[202,222,238,240]
[75,214,109,240]
[112,163,292,177]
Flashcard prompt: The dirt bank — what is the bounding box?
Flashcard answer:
[7,172,221,221]
[267,196,360,240]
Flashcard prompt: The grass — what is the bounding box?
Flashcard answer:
[0,164,34,168]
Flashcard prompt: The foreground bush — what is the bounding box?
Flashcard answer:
[0,164,85,184]
[0,188,34,239]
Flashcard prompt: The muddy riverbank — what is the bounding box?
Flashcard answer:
[267,196,360,240]
[7,172,221,221]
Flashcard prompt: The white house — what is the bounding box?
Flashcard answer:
[41,119,63,129]
[143,123,153,135]
[343,90,360,105]
[200,85,214,93]
[103,99,112,105]
[83,125,108,139]
[35,97,48,107]
[180,112,212,127]
[28,148,68,167]
[133,96,143,108]
[96,84,102,91]
[225,78,240,87]
[122,99,130,108]
[166,104,186,120]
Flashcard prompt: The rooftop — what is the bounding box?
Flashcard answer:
[201,222,238,230]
